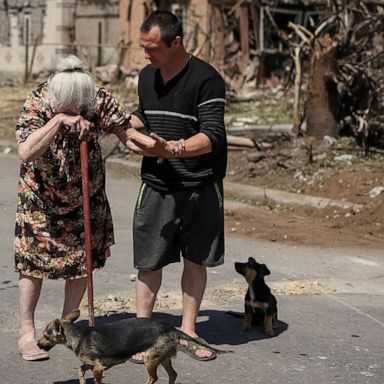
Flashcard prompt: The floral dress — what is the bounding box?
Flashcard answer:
[14,81,130,279]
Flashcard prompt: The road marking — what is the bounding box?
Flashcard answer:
[347,256,379,267]
[329,294,384,329]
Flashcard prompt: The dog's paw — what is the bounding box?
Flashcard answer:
[273,321,279,330]
[265,329,275,337]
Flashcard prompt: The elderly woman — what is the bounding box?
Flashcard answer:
[15,54,182,361]
[14,55,162,361]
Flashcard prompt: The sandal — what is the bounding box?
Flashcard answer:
[129,352,144,365]
[181,337,217,362]
[18,335,49,362]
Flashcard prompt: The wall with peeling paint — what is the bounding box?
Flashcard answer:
[0,0,120,83]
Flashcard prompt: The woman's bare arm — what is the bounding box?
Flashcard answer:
[115,114,159,155]
[17,114,92,163]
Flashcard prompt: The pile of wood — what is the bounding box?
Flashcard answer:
[329,2,384,152]
[208,0,266,94]
[244,1,384,151]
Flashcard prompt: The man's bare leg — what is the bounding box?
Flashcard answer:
[180,258,214,359]
[131,269,162,362]
[136,269,162,317]
[62,277,87,318]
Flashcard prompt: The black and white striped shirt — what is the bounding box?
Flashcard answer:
[132,55,227,192]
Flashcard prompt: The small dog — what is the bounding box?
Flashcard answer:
[233,257,278,337]
[38,309,230,384]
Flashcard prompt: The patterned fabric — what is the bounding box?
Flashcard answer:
[14,81,130,279]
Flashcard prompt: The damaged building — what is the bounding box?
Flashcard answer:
[0,0,382,91]
[119,0,331,88]
[0,0,332,84]
[0,0,121,83]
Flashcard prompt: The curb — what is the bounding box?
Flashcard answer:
[1,140,363,212]
[0,139,16,150]
[224,182,362,211]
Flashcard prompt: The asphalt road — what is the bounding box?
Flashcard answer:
[1,153,383,384]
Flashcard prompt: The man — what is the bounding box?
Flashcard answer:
[125,10,227,361]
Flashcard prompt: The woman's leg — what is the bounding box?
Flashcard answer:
[18,275,48,360]
[62,277,87,318]
[18,275,43,338]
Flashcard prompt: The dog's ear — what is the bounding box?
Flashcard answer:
[260,264,271,276]
[248,257,256,264]
[62,309,80,323]
[53,319,63,336]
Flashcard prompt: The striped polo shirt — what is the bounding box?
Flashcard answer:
[132,55,227,192]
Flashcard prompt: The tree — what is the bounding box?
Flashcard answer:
[268,1,384,147]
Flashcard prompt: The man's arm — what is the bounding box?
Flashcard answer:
[178,132,212,156]
[116,116,213,159]
[152,132,212,158]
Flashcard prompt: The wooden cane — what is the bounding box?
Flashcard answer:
[80,140,95,326]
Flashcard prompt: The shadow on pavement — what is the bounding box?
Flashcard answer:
[54,379,93,384]
[78,309,288,347]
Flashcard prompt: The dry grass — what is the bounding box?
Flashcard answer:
[0,84,32,142]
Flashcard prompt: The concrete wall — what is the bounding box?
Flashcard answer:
[75,0,121,69]
[0,0,73,83]
[0,0,212,81]
[120,0,149,72]
[119,0,212,73]
[0,0,120,83]
[179,0,210,60]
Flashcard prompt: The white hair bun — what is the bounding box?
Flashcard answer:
[56,55,88,73]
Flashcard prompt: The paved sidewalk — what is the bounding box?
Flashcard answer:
[1,153,383,384]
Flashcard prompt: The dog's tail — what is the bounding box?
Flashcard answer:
[226,309,265,325]
[225,310,244,318]
[173,330,233,355]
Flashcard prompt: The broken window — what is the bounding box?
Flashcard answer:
[261,7,301,51]
[260,6,326,52]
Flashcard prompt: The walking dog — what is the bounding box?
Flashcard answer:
[37,309,230,384]
[232,257,278,337]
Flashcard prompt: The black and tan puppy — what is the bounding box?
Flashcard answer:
[234,257,278,337]
[38,309,230,384]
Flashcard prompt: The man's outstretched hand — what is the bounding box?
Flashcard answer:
[149,132,186,163]
[124,129,186,163]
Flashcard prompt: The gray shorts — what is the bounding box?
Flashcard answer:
[133,181,225,271]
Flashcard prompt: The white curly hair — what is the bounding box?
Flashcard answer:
[47,55,96,116]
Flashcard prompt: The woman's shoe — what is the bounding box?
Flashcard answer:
[18,334,49,361]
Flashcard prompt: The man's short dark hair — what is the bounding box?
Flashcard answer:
[140,10,183,47]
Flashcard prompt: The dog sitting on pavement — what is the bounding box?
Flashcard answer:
[230,257,278,337]
[37,309,231,384]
